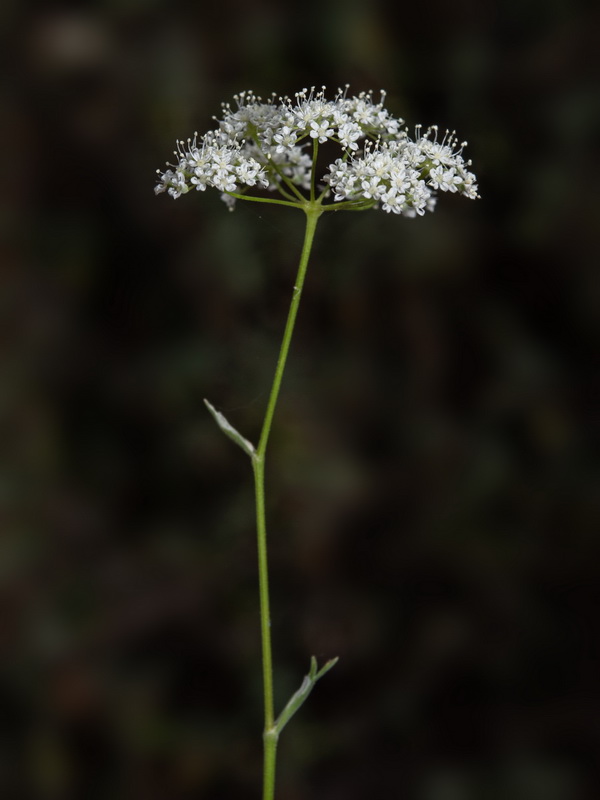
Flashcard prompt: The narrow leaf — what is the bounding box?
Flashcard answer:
[274,656,339,735]
[204,399,255,457]
[314,656,339,681]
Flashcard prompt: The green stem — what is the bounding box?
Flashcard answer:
[226,191,302,209]
[251,204,323,800]
[310,139,319,202]
[256,206,322,457]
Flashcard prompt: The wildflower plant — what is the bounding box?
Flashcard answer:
[155,86,479,800]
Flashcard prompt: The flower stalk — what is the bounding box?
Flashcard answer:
[252,204,322,800]
[207,203,333,799]
[206,202,332,799]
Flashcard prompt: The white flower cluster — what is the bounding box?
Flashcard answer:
[154,129,269,200]
[326,127,479,216]
[155,87,479,215]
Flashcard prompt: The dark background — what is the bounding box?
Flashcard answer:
[1,0,598,798]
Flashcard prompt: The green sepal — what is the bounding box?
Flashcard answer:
[204,399,255,457]
[274,656,339,736]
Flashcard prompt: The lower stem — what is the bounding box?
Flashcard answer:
[252,205,322,800]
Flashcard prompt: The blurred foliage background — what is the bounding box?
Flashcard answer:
[1,0,598,798]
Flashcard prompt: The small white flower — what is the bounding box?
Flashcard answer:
[380,187,405,214]
[191,173,209,191]
[212,168,237,193]
[168,169,189,199]
[361,176,383,200]
[429,166,462,193]
[338,122,361,151]
[293,95,327,129]
[273,126,298,153]
[154,168,175,195]
[331,107,349,127]
[460,171,479,199]
[309,119,335,143]
[388,166,408,192]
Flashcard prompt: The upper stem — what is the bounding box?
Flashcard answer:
[256,205,323,459]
